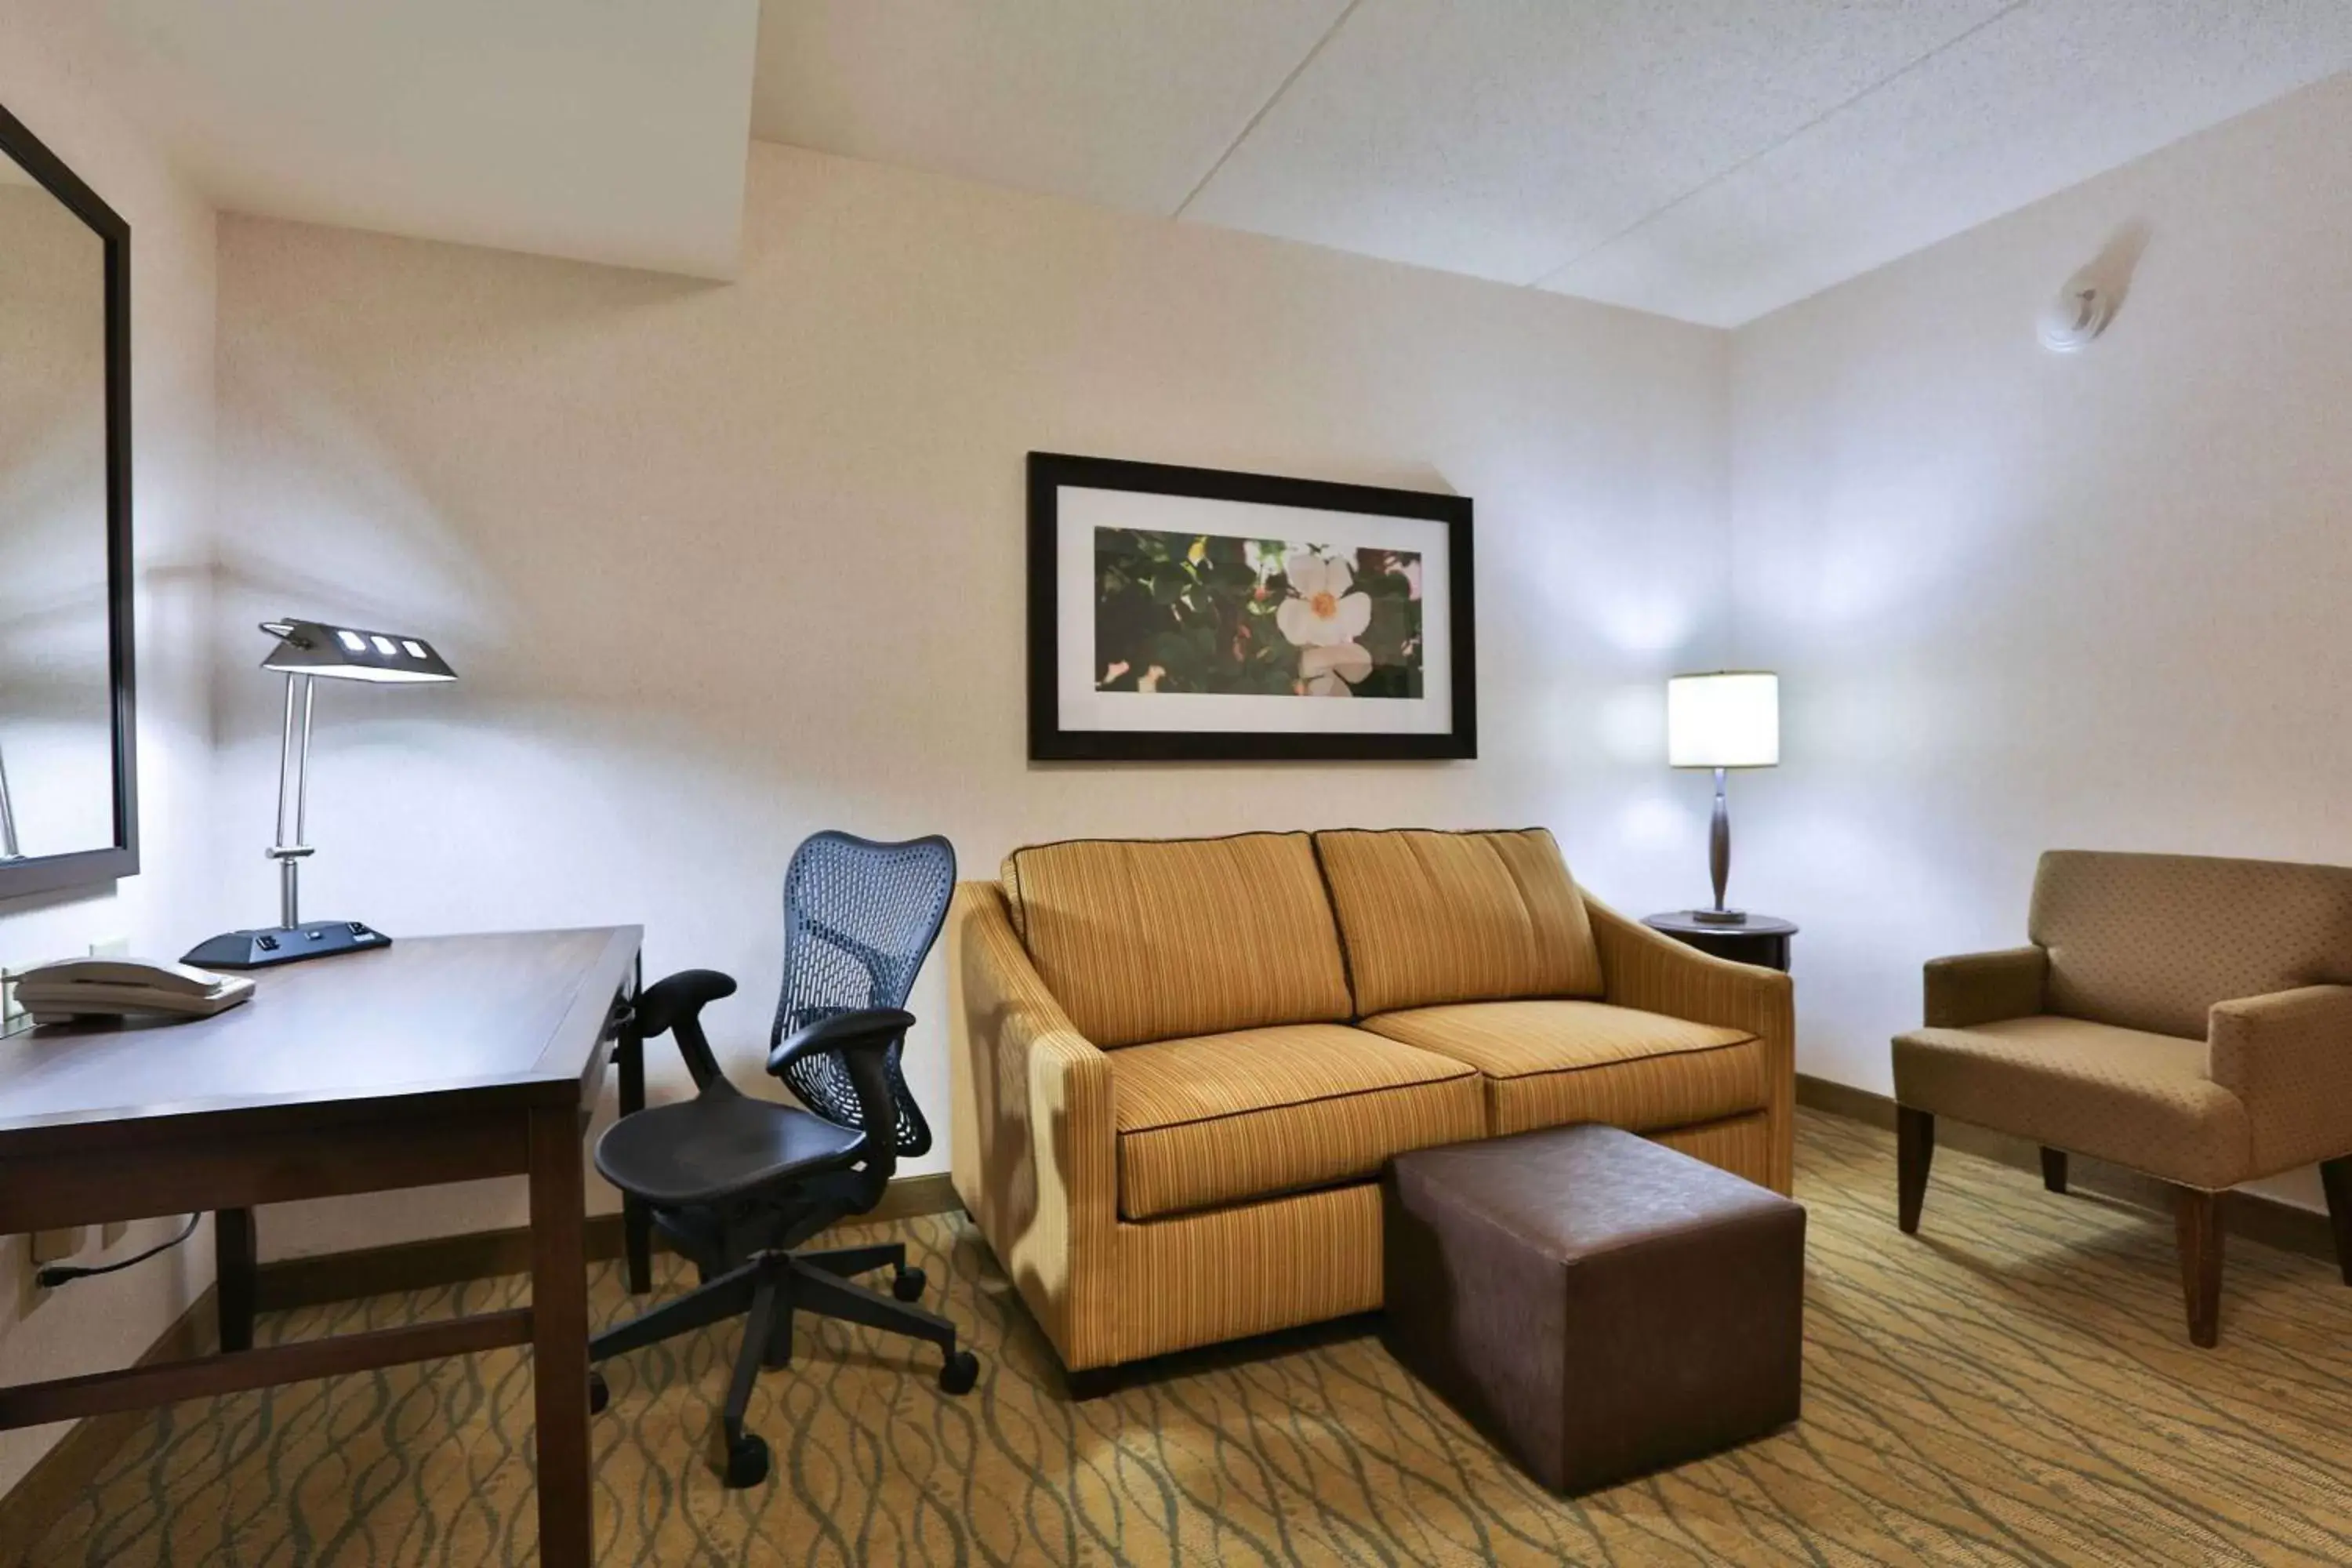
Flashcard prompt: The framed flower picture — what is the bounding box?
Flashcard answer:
[1028,452,1475,760]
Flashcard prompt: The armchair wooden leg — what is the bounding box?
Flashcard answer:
[2321,1157,2352,1287]
[2174,1186,2223,1348]
[1896,1107,1934,1234]
[2040,1147,2068,1195]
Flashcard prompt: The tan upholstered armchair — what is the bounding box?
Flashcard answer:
[1893,849,2352,1346]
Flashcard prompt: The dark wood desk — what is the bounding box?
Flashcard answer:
[0,927,640,1567]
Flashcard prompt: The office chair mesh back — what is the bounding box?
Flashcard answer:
[771,831,956,1158]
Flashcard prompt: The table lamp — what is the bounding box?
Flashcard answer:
[1667,670,1778,926]
[183,619,456,969]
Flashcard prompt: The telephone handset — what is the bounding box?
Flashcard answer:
[12,956,256,1023]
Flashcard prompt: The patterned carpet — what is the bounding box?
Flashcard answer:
[27,1109,2352,1566]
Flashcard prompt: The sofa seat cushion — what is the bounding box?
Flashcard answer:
[1111,1024,1484,1221]
[1363,1001,1763,1138]
[1000,833,1353,1049]
[1314,828,1604,1016]
[1893,1014,2252,1189]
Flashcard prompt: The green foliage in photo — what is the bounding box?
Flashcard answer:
[1093,527,1424,700]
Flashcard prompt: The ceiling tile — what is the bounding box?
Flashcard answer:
[1543,0,2352,325]
[1182,0,2010,285]
[753,0,1352,216]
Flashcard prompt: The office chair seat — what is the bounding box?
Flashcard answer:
[595,1084,866,1210]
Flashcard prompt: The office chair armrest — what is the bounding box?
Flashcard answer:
[635,968,738,1091]
[768,1007,917,1077]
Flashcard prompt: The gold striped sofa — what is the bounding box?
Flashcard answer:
[946,827,1795,1378]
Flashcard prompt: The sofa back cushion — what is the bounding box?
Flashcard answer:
[2030,849,2352,1039]
[1000,833,1353,1049]
[1314,828,1604,1016]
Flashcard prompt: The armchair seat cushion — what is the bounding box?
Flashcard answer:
[1111,1024,1483,1221]
[1364,1001,1763,1138]
[1893,1015,2252,1189]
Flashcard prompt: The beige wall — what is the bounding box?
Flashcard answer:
[1730,72,2352,1211]
[0,7,220,1501]
[215,140,1731,1257]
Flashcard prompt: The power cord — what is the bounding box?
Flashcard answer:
[36,1214,201,1287]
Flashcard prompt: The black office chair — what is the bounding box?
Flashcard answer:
[588,830,974,1487]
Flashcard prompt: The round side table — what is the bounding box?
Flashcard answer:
[1642,911,1798,972]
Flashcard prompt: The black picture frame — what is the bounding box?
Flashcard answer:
[0,98,138,898]
[1029,452,1475,762]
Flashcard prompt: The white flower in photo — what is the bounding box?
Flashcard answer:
[1276,551,1374,648]
[1301,641,1374,697]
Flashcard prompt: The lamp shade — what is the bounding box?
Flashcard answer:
[260,619,456,684]
[1668,671,1778,768]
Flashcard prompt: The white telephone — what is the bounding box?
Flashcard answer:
[11,956,256,1024]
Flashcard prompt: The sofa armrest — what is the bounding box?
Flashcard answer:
[1586,895,1796,1194]
[2207,984,2352,1175]
[1923,947,2048,1029]
[945,881,1118,1368]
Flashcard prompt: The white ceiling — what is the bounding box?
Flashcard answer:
[42,0,761,278]
[753,0,2352,326]
[1541,0,2352,323]
[752,1,1353,217]
[25,1,2352,322]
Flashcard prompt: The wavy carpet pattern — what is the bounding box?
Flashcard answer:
[27,1109,2352,1566]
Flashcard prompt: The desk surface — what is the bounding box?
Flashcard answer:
[0,927,640,1148]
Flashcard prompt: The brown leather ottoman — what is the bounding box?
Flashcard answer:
[1381,1124,1805,1494]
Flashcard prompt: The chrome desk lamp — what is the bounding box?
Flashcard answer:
[183,619,456,969]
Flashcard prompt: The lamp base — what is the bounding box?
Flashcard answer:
[1688,907,1750,927]
[182,920,391,971]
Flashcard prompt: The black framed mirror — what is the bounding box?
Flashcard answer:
[0,99,136,898]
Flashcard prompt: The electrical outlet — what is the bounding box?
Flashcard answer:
[29,1229,84,1267]
[16,1235,59,1317]
[25,1230,83,1311]
[18,1228,93,1313]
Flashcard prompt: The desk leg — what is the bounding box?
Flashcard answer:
[216,1208,256,1353]
[617,1021,652,1295]
[528,1105,593,1566]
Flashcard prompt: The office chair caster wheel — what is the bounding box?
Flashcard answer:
[587,1370,609,1416]
[892,1265,927,1302]
[939,1348,979,1396]
[710,1429,770,1490]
